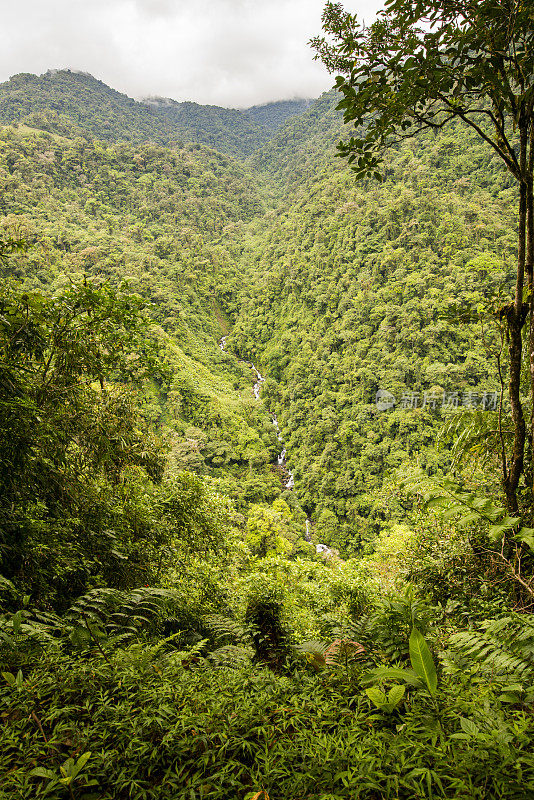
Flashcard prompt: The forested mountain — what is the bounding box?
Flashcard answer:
[0,121,289,529]
[0,68,520,605]
[142,97,312,156]
[0,71,313,158]
[0,71,178,146]
[243,98,313,131]
[230,91,516,551]
[3,17,534,796]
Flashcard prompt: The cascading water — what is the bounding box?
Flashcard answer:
[219,336,330,553]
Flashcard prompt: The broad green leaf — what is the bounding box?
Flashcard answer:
[76,752,92,772]
[488,517,521,539]
[387,684,405,706]
[365,686,387,708]
[60,758,75,778]
[516,527,534,550]
[409,628,437,696]
[361,666,423,687]
[459,717,479,737]
[12,610,22,635]
[29,767,58,780]
[499,692,521,703]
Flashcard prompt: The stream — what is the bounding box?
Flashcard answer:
[219,336,316,547]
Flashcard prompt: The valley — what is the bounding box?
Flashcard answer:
[1,29,534,798]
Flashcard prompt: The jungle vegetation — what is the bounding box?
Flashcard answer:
[2,3,534,798]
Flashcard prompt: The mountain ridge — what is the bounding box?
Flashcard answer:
[0,70,316,158]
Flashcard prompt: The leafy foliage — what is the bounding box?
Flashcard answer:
[0,57,534,800]
[0,70,313,158]
[448,614,534,682]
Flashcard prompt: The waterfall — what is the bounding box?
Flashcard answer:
[219,336,329,549]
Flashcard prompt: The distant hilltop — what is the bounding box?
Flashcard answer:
[0,69,316,158]
[45,68,94,78]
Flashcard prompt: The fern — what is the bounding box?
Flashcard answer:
[295,638,365,670]
[204,614,250,646]
[403,473,534,549]
[203,614,254,668]
[0,613,59,671]
[0,586,186,668]
[439,409,511,471]
[448,614,534,680]
[207,644,254,668]
[294,640,329,670]
[64,586,184,645]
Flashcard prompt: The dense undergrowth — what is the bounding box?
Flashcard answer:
[3,575,534,800]
[1,64,534,800]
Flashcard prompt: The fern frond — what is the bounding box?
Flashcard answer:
[65,586,184,645]
[204,614,250,646]
[448,614,534,680]
[208,644,254,668]
[324,638,365,666]
[439,409,510,469]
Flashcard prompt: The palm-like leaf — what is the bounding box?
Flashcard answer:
[409,628,437,696]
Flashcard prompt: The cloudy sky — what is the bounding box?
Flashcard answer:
[0,0,383,108]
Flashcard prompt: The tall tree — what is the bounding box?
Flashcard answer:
[312,0,534,512]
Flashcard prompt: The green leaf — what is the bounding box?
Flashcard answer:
[365,686,387,708]
[361,666,423,687]
[12,610,22,635]
[499,691,521,703]
[409,628,437,696]
[459,717,480,737]
[76,752,92,772]
[423,496,448,510]
[516,527,534,549]
[30,767,58,780]
[488,517,521,539]
[457,512,482,527]
[387,684,405,706]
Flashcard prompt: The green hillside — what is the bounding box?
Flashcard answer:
[243,98,313,131]
[0,122,288,524]
[3,30,534,799]
[140,98,266,158]
[0,70,178,145]
[231,93,516,552]
[0,79,518,556]
[0,71,316,159]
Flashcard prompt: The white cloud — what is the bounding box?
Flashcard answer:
[0,0,383,106]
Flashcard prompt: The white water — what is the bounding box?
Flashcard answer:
[219,336,329,548]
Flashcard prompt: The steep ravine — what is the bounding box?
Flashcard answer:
[219,335,331,551]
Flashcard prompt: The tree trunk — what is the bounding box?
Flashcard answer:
[504,125,528,514]
[527,122,534,513]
